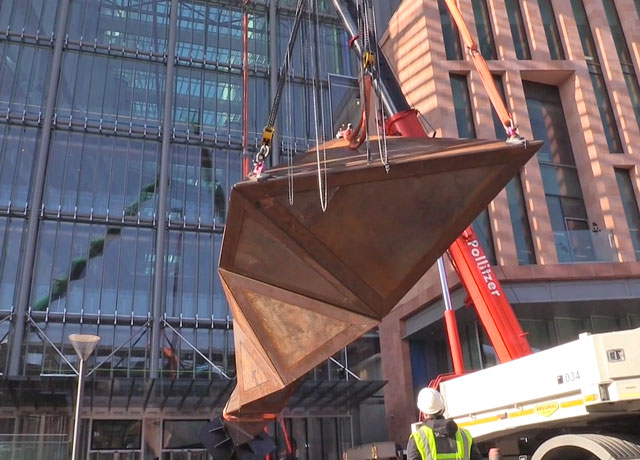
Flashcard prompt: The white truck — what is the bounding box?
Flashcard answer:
[438,327,640,460]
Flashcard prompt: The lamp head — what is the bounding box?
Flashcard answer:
[69,334,101,360]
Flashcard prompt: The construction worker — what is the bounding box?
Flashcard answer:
[407,388,481,460]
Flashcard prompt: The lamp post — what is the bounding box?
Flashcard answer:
[69,333,100,460]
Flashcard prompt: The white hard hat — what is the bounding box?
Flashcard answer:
[417,388,445,415]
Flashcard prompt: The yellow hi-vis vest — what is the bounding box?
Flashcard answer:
[410,425,473,460]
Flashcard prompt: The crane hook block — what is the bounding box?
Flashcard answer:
[261,126,275,148]
[362,50,376,70]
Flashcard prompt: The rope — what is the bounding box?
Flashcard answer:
[308,0,328,212]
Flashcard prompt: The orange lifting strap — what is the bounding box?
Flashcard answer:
[442,0,514,130]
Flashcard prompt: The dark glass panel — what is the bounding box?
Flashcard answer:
[524,82,575,165]
[505,0,531,59]
[0,0,59,36]
[450,74,476,138]
[438,0,463,60]
[57,51,166,126]
[165,231,226,319]
[539,164,583,199]
[615,168,640,261]
[91,420,142,450]
[519,319,557,352]
[0,217,25,311]
[30,222,155,315]
[471,0,497,59]
[537,0,565,59]
[160,327,227,379]
[570,0,623,153]
[0,125,39,209]
[67,0,170,53]
[162,420,207,449]
[0,43,51,116]
[472,208,497,265]
[506,176,536,265]
[602,0,640,133]
[44,132,159,219]
[172,67,251,137]
[168,145,236,226]
[175,3,268,67]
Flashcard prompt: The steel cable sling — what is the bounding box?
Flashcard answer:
[254,0,307,171]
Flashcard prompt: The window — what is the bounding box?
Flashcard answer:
[570,0,623,153]
[450,74,476,139]
[91,420,142,450]
[505,0,531,59]
[491,75,535,264]
[614,169,640,261]
[451,74,497,263]
[438,0,463,60]
[328,75,360,135]
[602,0,640,134]
[524,81,594,263]
[537,0,565,59]
[471,0,497,59]
[162,420,207,449]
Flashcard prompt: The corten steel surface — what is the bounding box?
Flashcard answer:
[219,136,542,439]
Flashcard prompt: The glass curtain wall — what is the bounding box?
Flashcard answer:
[614,169,640,261]
[0,0,358,384]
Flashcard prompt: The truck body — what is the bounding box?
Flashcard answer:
[438,327,640,458]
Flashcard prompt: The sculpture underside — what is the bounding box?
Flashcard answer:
[218,136,542,444]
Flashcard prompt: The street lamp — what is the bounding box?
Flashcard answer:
[69,333,100,460]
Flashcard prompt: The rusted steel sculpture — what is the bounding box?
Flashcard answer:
[218,136,541,443]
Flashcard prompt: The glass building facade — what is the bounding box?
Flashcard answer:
[0,0,383,458]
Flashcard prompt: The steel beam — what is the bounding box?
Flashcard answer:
[9,0,72,375]
[150,0,179,379]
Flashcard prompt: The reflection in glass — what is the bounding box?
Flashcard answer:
[0,125,39,209]
[0,0,59,36]
[176,2,267,67]
[570,0,623,153]
[160,327,228,379]
[91,419,142,450]
[328,74,360,136]
[165,231,226,319]
[30,221,155,315]
[614,168,640,261]
[45,132,160,219]
[57,52,166,126]
[0,217,25,311]
[471,0,497,59]
[68,0,170,53]
[537,0,564,60]
[438,0,463,60]
[169,146,239,226]
[505,0,531,60]
[602,0,640,133]
[0,43,51,116]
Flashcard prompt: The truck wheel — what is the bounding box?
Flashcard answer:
[531,434,640,460]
